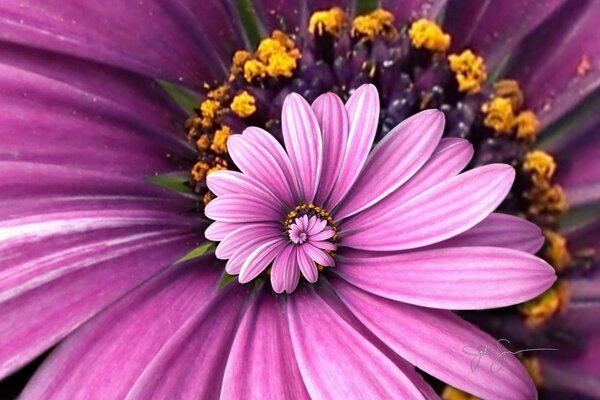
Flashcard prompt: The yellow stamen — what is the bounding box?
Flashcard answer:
[191,161,210,181]
[519,283,569,327]
[308,7,345,36]
[408,19,451,52]
[523,150,556,184]
[207,163,227,176]
[271,30,296,51]
[544,230,572,271]
[211,125,231,154]
[243,59,267,82]
[256,38,287,63]
[230,91,256,118]
[203,191,214,206]
[448,50,487,93]
[200,99,220,120]
[207,85,229,101]
[522,357,544,387]
[441,386,478,400]
[493,79,523,109]
[230,50,252,78]
[351,9,395,39]
[515,110,539,141]
[266,51,299,78]
[481,97,514,133]
[196,134,210,151]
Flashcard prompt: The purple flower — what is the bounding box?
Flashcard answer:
[0,1,598,398]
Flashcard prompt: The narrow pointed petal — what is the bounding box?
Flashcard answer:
[342,138,473,233]
[332,279,537,400]
[334,109,444,219]
[282,93,323,203]
[427,213,545,253]
[271,245,299,294]
[204,221,245,242]
[327,84,380,209]
[311,92,349,205]
[297,247,318,283]
[342,164,515,251]
[221,291,310,400]
[239,239,286,284]
[225,229,284,275]
[206,170,284,209]
[228,132,299,207]
[204,194,282,223]
[288,287,435,400]
[216,223,282,259]
[303,243,335,267]
[336,247,556,309]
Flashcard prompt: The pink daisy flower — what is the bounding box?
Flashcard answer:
[201,83,556,398]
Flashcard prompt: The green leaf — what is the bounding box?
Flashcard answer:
[234,0,264,48]
[355,0,379,15]
[175,242,216,265]
[157,79,200,115]
[147,171,193,194]
[217,272,238,289]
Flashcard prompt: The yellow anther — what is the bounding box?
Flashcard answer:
[526,183,569,217]
[256,38,287,63]
[271,30,296,50]
[191,161,210,181]
[200,117,214,129]
[522,357,544,387]
[211,125,231,154]
[352,9,395,39]
[203,191,214,206]
[243,59,267,82]
[196,134,210,151]
[200,99,220,119]
[481,97,515,134]
[266,51,299,78]
[493,79,523,109]
[408,19,450,52]
[519,284,569,327]
[308,7,345,36]
[441,386,478,400]
[230,50,252,78]
[207,163,227,176]
[515,110,539,141]
[544,230,572,271]
[207,85,229,101]
[448,50,487,93]
[230,91,257,118]
[523,150,556,184]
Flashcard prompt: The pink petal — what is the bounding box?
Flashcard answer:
[18,262,237,399]
[311,92,349,205]
[271,246,300,294]
[342,164,515,251]
[204,194,282,223]
[239,239,287,284]
[287,287,436,399]
[309,227,335,241]
[221,291,310,399]
[204,221,245,242]
[216,223,282,259]
[282,93,323,203]
[342,137,473,233]
[334,110,445,219]
[206,170,284,210]
[303,243,335,267]
[225,230,284,275]
[311,240,337,251]
[336,247,556,309]
[332,279,537,400]
[297,247,318,283]
[427,213,545,253]
[326,84,380,209]
[228,132,298,207]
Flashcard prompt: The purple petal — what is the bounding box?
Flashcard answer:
[326,84,379,209]
[381,0,445,22]
[332,279,538,400]
[303,243,335,267]
[228,131,299,207]
[0,0,244,84]
[287,286,437,399]
[205,221,245,242]
[239,239,287,283]
[334,109,444,219]
[282,93,323,203]
[205,194,282,223]
[342,138,473,233]
[297,247,318,283]
[221,291,310,399]
[225,229,285,275]
[336,246,556,309]
[216,223,282,259]
[342,164,514,251]
[426,213,545,253]
[207,170,284,209]
[271,245,300,294]
[312,92,349,205]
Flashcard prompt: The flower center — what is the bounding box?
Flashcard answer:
[284,203,338,244]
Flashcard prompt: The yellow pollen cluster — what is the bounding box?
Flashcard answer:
[519,284,569,327]
[211,125,231,154]
[196,134,210,151]
[230,91,257,118]
[522,149,568,217]
[514,110,539,141]
[408,19,451,52]
[308,7,345,36]
[481,97,514,134]
[523,150,556,184]
[493,80,523,109]
[233,31,301,82]
[441,386,478,400]
[448,50,487,94]
[544,230,572,271]
[284,204,338,239]
[351,9,396,39]
[191,161,228,182]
